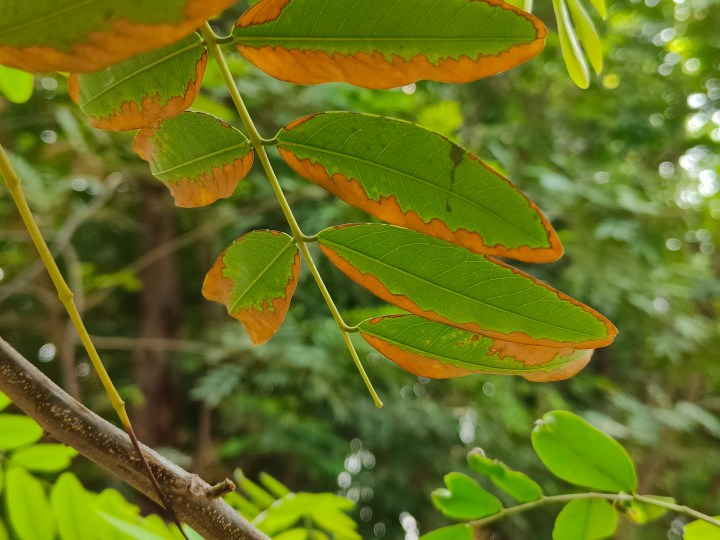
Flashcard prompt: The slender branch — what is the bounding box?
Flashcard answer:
[0,338,268,540]
[0,145,187,538]
[200,22,383,408]
[468,492,720,530]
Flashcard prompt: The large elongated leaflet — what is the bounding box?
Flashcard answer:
[69,34,207,131]
[203,230,300,345]
[133,112,254,208]
[233,0,546,89]
[358,315,593,381]
[318,224,616,348]
[277,113,561,262]
[0,1,235,73]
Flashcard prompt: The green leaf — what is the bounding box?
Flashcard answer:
[0,414,43,450]
[420,524,473,540]
[259,472,291,498]
[257,493,357,538]
[553,499,617,540]
[99,514,166,540]
[69,34,207,131]
[0,1,235,72]
[359,314,594,381]
[233,0,546,88]
[566,0,603,74]
[133,112,254,208]
[684,518,720,540]
[318,224,616,348]
[532,411,637,492]
[0,392,11,412]
[11,444,78,473]
[274,530,309,540]
[51,473,101,540]
[93,488,143,540]
[432,473,503,520]
[203,230,300,345]
[277,113,561,263]
[0,66,33,104]
[467,450,543,502]
[553,0,590,89]
[235,469,276,509]
[5,466,56,540]
[0,520,8,540]
[625,496,673,524]
[224,492,261,520]
[587,0,607,19]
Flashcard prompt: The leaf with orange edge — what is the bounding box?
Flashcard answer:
[233,0,546,89]
[133,112,254,208]
[0,0,235,73]
[69,34,207,131]
[203,230,300,345]
[358,314,593,382]
[318,224,617,348]
[277,113,561,263]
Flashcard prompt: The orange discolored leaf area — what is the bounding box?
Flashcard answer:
[133,112,254,208]
[233,0,547,89]
[68,35,208,132]
[0,1,236,73]
[203,231,301,345]
[359,315,594,382]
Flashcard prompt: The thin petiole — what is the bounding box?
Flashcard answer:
[201,22,383,408]
[0,145,189,540]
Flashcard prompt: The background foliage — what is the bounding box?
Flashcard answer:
[0,0,719,538]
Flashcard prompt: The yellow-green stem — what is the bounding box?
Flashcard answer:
[201,22,382,408]
[0,145,188,538]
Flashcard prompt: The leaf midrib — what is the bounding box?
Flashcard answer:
[228,239,296,313]
[155,142,251,178]
[321,235,601,342]
[280,140,543,246]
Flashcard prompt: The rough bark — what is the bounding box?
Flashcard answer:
[0,337,268,540]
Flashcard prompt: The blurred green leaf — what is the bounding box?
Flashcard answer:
[0,392,11,412]
[99,514,166,540]
[0,414,43,450]
[566,0,603,74]
[420,524,473,540]
[431,472,503,520]
[532,411,637,492]
[684,519,720,539]
[625,496,674,524]
[259,472,291,498]
[467,450,543,502]
[235,468,276,509]
[11,444,78,473]
[553,499,617,540]
[552,0,590,88]
[5,466,56,540]
[51,473,101,540]
[0,66,33,104]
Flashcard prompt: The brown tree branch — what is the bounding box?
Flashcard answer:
[0,337,268,540]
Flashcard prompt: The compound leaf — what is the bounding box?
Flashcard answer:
[431,472,503,520]
[51,473,100,540]
[69,34,207,131]
[203,231,300,345]
[318,224,616,348]
[358,315,593,381]
[532,411,637,493]
[553,499,617,540]
[277,113,561,262]
[0,0,235,73]
[134,112,254,208]
[233,0,546,88]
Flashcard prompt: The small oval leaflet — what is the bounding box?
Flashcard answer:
[0,0,236,72]
[69,34,207,131]
[358,315,594,381]
[318,224,617,348]
[133,112,254,208]
[233,0,546,88]
[532,410,638,493]
[277,113,562,262]
[203,230,300,345]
